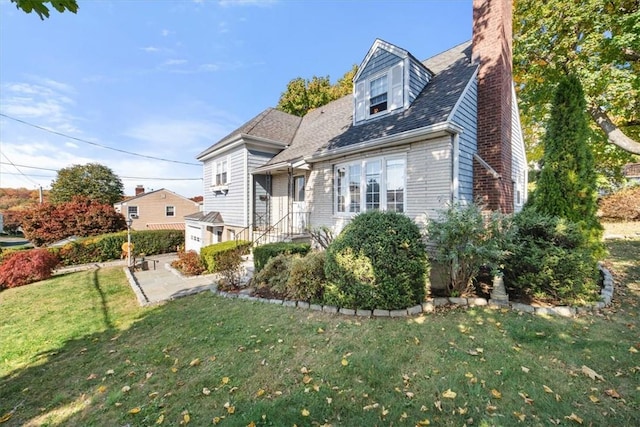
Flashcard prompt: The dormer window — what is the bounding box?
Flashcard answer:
[369,75,388,115]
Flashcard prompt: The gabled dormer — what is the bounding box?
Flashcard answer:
[353,38,433,125]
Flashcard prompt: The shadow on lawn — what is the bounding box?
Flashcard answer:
[1,239,638,426]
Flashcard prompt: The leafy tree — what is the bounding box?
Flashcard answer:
[49,163,124,205]
[531,75,603,253]
[1,210,25,235]
[514,0,640,158]
[276,66,358,116]
[10,0,78,20]
[21,197,126,246]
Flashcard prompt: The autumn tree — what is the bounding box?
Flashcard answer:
[50,163,124,205]
[10,0,78,19]
[531,75,602,252]
[277,65,358,117]
[514,0,640,165]
[21,197,126,246]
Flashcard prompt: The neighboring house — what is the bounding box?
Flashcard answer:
[114,187,202,231]
[623,163,640,185]
[186,0,527,253]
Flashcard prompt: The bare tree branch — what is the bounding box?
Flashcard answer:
[589,106,640,155]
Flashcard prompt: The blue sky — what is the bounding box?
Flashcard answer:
[0,0,472,198]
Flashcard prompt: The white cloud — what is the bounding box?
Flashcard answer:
[163,59,188,66]
[161,29,172,37]
[218,21,229,33]
[123,118,229,149]
[142,46,161,53]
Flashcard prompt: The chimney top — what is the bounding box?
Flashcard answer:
[135,185,145,196]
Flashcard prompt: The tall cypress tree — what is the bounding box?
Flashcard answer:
[532,75,602,252]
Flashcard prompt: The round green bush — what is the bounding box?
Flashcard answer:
[324,211,428,310]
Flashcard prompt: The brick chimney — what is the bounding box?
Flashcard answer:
[135,185,145,196]
[472,0,514,213]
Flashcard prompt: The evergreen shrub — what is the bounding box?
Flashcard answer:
[287,251,327,303]
[323,210,427,310]
[503,209,600,304]
[200,240,250,273]
[252,253,298,298]
[253,242,310,274]
[0,249,60,289]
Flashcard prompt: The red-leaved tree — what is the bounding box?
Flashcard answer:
[20,197,126,246]
[0,248,60,289]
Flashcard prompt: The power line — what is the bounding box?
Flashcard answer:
[0,152,38,186]
[0,112,202,166]
[0,162,202,181]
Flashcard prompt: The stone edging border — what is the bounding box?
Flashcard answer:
[211,264,614,319]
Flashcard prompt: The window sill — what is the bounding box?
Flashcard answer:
[211,185,229,195]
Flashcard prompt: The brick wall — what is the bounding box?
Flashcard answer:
[472,0,514,213]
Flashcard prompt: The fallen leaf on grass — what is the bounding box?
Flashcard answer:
[543,385,553,393]
[629,347,638,353]
[301,409,310,417]
[605,388,621,398]
[0,412,13,423]
[513,411,526,421]
[581,365,604,381]
[128,407,141,414]
[256,388,265,397]
[341,358,349,366]
[87,373,98,380]
[417,419,430,426]
[106,369,115,375]
[302,375,312,384]
[189,358,201,367]
[122,385,131,393]
[589,395,600,403]
[97,385,107,393]
[156,414,164,424]
[518,392,534,405]
[521,366,530,373]
[406,392,415,399]
[491,389,502,399]
[363,403,379,411]
[565,413,583,424]
[202,388,211,395]
[221,377,230,385]
[442,389,457,399]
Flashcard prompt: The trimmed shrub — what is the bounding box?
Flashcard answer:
[200,240,250,273]
[503,209,600,304]
[0,248,60,289]
[287,251,327,303]
[426,203,513,296]
[253,242,311,274]
[599,186,640,222]
[324,210,428,310]
[252,253,299,298]
[171,250,206,276]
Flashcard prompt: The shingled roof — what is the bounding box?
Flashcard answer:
[197,108,302,160]
[265,41,475,166]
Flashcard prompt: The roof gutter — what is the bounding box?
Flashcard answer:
[307,121,464,163]
[197,134,289,162]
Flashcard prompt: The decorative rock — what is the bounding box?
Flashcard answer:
[433,298,449,307]
[339,308,356,316]
[283,300,296,308]
[552,306,576,317]
[449,297,468,306]
[422,302,435,313]
[468,298,488,306]
[373,309,390,317]
[489,299,509,307]
[407,305,423,315]
[323,305,338,314]
[356,309,372,317]
[510,302,535,313]
[390,309,407,317]
[237,293,250,300]
[593,301,606,310]
[309,304,323,311]
[269,299,283,305]
[576,305,592,314]
[297,301,310,309]
[602,295,612,305]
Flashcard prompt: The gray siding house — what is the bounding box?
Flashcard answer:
[186,0,527,252]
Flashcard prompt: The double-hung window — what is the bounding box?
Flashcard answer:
[166,206,175,217]
[369,75,388,115]
[335,156,405,215]
[127,206,138,218]
[214,157,229,187]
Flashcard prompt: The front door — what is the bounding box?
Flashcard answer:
[292,175,306,233]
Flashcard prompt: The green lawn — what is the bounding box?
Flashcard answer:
[1,240,638,426]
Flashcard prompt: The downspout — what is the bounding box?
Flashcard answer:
[452,133,460,204]
[288,167,293,236]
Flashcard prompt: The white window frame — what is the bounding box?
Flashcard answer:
[165,205,175,217]
[334,155,406,217]
[354,62,404,123]
[127,206,139,218]
[212,156,230,189]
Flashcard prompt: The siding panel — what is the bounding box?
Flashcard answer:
[451,78,478,205]
[358,49,402,80]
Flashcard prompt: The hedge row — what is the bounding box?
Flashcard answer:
[253,241,311,274]
[200,240,251,273]
[52,230,185,266]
